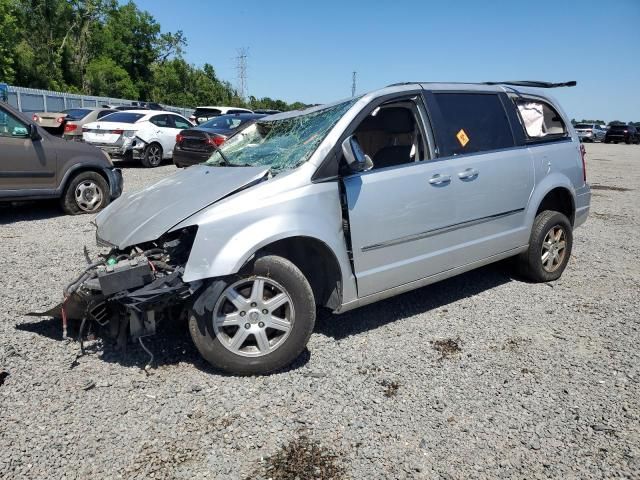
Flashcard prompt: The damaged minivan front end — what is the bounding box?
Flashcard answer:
[62,227,200,355]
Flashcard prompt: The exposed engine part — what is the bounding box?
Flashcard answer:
[32,227,201,369]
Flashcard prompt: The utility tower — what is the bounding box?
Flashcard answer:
[235,48,248,100]
[352,71,357,97]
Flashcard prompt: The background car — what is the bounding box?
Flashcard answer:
[604,124,640,144]
[62,108,116,141]
[188,106,253,124]
[31,110,68,135]
[173,113,266,167]
[82,110,194,167]
[0,101,122,214]
[574,123,606,142]
[253,109,282,115]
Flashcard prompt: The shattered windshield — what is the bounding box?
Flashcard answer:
[204,98,358,172]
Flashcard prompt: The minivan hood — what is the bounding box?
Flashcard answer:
[95,165,270,248]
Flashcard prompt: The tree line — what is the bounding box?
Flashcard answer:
[572,119,640,127]
[0,0,306,111]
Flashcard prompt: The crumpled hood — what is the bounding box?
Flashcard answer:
[95,165,270,248]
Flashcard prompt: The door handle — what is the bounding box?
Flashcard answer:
[429,174,451,185]
[457,168,479,180]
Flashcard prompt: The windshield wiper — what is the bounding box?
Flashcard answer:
[211,145,231,166]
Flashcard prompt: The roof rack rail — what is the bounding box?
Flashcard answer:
[481,81,577,88]
[385,81,576,88]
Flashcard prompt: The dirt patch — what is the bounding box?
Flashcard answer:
[590,184,632,192]
[380,379,400,397]
[251,434,345,480]
[502,336,531,351]
[431,338,462,360]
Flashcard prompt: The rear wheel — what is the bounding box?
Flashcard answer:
[61,171,110,215]
[189,255,316,375]
[516,210,573,282]
[141,143,163,167]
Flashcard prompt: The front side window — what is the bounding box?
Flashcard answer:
[205,98,358,173]
[171,115,192,129]
[432,93,514,155]
[0,108,29,138]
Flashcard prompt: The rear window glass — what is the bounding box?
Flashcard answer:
[515,100,567,139]
[195,108,221,116]
[609,125,628,130]
[98,112,144,123]
[62,108,92,120]
[432,93,514,155]
[200,115,248,130]
[574,124,593,129]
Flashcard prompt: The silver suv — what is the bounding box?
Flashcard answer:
[58,81,590,375]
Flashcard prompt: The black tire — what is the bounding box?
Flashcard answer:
[189,255,316,375]
[604,139,610,144]
[60,171,110,215]
[516,210,573,282]
[141,143,163,167]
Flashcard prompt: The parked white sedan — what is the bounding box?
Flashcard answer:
[82,110,194,167]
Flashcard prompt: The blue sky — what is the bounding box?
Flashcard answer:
[133,0,640,122]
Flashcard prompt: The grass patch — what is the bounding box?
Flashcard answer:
[253,435,345,480]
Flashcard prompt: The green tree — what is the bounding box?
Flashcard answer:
[0,0,19,82]
[85,56,138,98]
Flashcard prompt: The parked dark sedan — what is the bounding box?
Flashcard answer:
[604,124,640,144]
[173,113,266,167]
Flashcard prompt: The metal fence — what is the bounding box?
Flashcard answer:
[6,85,193,118]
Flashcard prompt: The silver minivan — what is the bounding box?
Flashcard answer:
[59,81,590,375]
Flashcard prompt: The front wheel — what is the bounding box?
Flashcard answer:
[516,210,573,282]
[61,171,110,215]
[189,255,316,375]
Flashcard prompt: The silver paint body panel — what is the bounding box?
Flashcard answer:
[93,82,590,312]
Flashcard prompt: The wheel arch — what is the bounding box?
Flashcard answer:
[252,236,343,310]
[59,163,110,195]
[535,186,576,226]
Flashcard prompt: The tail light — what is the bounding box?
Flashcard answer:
[57,116,65,124]
[112,129,124,135]
[579,143,587,182]
[205,135,226,147]
[32,114,39,122]
[176,133,184,143]
[64,123,77,133]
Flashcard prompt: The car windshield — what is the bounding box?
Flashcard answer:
[204,98,357,172]
[98,112,145,123]
[200,115,249,130]
[574,124,592,129]
[63,108,92,120]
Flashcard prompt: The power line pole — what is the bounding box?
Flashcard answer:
[235,47,248,100]
[351,71,357,97]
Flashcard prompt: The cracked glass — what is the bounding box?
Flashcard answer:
[205,98,359,172]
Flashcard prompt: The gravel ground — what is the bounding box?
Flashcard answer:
[1,146,639,479]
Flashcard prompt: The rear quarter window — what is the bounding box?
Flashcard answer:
[514,98,568,141]
[431,93,514,156]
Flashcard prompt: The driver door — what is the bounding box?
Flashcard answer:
[0,106,58,192]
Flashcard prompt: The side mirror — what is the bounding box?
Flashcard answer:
[341,135,373,173]
[28,124,41,141]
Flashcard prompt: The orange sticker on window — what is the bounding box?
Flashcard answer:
[456,129,470,147]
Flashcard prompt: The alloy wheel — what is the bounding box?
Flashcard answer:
[213,276,295,357]
[74,180,103,212]
[541,225,567,273]
[148,146,162,166]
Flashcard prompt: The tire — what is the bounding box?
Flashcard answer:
[604,139,610,144]
[188,255,316,375]
[141,143,163,167]
[516,210,573,283]
[60,171,110,215]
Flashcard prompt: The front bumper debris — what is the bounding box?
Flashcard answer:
[34,227,200,368]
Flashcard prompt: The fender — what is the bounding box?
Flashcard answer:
[525,172,576,230]
[175,179,359,305]
[57,161,115,195]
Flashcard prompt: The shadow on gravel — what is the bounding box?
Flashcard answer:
[16,315,311,375]
[316,263,514,340]
[0,200,64,225]
[112,157,174,169]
